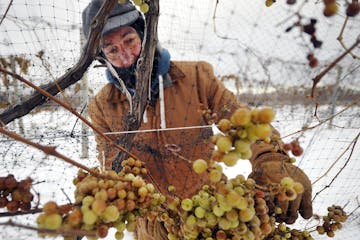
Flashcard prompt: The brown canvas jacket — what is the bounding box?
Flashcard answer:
[88,61,281,198]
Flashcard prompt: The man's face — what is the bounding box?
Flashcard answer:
[101,26,142,68]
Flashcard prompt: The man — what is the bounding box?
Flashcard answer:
[82,0,313,239]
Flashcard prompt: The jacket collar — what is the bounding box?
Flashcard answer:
[106,61,185,102]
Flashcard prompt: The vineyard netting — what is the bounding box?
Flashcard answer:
[0,0,359,240]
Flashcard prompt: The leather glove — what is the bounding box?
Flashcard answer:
[249,152,313,224]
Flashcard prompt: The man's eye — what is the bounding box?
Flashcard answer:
[108,47,118,54]
[125,38,135,44]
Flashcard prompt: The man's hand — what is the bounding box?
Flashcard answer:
[249,152,313,224]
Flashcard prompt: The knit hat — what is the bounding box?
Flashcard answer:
[82,0,145,39]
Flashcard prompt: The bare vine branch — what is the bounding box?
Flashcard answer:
[311,37,360,98]
[312,132,359,201]
[281,99,359,139]
[0,220,96,237]
[312,131,360,185]
[0,0,13,26]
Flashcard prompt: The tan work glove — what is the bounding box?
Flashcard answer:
[249,152,313,224]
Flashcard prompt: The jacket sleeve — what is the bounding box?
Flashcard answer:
[195,61,288,165]
[87,95,117,169]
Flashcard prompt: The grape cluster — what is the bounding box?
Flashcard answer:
[316,205,347,238]
[210,107,275,167]
[265,223,314,240]
[120,157,147,176]
[159,174,275,240]
[284,140,304,157]
[0,175,34,213]
[117,0,149,13]
[276,177,304,203]
[37,167,165,239]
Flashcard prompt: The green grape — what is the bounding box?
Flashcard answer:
[42,201,58,215]
[212,204,225,217]
[102,205,120,223]
[185,214,197,226]
[44,213,62,230]
[91,199,106,215]
[293,182,304,194]
[218,217,231,230]
[221,151,239,167]
[225,190,241,207]
[181,198,193,211]
[192,159,208,174]
[258,107,275,124]
[216,136,233,153]
[82,195,95,206]
[117,189,127,199]
[254,123,272,139]
[234,139,251,153]
[280,177,295,188]
[82,209,98,225]
[225,209,239,222]
[132,0,143,6]
[198,197,210,209]
[230,219,240,228]
[235,196,248,210]
[239,207,255,222]
[230,108,251,126]
[95,189,108,201]
[209,169,222,183]
[138,186,148,198]
[114,220,126,233]
[205,212,218,226]
[194,206,206,218]
[126,221,137,232]
[240,149,252,160]
[218,118,232,132]
[140,3,149,13]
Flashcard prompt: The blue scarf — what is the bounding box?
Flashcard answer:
[105,47,171,100]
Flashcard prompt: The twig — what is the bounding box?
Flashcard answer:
[312,132,360,185]
[281,100,359,139]
[312,132,359,201]
[0,127,130,182]
[0,220,96,237]
[0,0,13,26]
[347,196,360,217]
[61,188,72,204]
[0,208,42,217]
[311,37,360,98]
[337,16,359,59]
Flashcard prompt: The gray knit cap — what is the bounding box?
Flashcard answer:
[82,0,142,38]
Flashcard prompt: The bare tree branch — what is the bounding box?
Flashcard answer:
[0,0,118,125]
